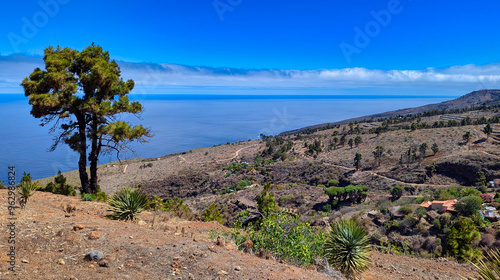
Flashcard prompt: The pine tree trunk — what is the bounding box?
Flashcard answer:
[89,119,99,194]
[77,114,90,194]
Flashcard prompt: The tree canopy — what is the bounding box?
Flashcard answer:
[21,44,152,194]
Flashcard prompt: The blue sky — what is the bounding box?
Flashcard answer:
[1,0,500,95]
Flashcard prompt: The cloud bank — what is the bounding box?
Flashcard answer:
[2,54,499,94]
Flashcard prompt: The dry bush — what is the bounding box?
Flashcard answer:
[480,233,496,247]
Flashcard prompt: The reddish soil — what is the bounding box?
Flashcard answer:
[0,190,478,280]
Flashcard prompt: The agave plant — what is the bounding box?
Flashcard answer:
[17,180,40,208]
[107,186,149,221]
[471,248,500,280]
[324,218,371,278]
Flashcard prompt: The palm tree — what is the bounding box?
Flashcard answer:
[324,219,371,278]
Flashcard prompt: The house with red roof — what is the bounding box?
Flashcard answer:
[419,199,457,213]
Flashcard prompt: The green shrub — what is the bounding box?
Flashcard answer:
[399,204,414,215]
[317,184,326,189]
[248,213,326,266]
[446,216,481,263]
[415,195,433,204]
[455,195,484,217]
[81,193,96,201]
[203,204,223,224]
[256,189,280,216]
[147,195,164,210]
[162,197,192,219]
[17,173,40,208]
[96,191,107,201]
[324,219,371,277]
[328,179,339,187]
[107,186,149,221]
[278,194,296,206]
[460,188,481,197]
[322,203,332,212]
[390,186,404,201]
[81,191,106,201]
[42,171,76,196]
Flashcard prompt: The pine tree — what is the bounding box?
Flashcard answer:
[21,44,152,194]
[354,152,362,170]
[484,123,493,139]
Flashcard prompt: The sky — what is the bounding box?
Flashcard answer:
[1,0,500,95]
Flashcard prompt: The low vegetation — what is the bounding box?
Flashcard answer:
[107,186,149,221]
[324,219,371,278]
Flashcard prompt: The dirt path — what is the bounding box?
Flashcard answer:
[366,170,450,188]
[178,144,258,164]
[323,161,450,188]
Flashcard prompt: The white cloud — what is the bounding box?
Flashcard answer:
[1,54,500,94]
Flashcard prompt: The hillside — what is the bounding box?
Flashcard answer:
[283,89,500,134]
[0,190,477,280]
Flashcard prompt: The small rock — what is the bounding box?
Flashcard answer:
[89,264,94,268]
[98,260,109,267]
[65,214,71,218]
[173,256,180,261]
[89,231,100,240]
[57,259,65,265]
[218,270,228,276]
[129,236,133,239]
[84,250,104,261]
[73,224,85,231]
[235,266,241,271]
[22,259,29,263]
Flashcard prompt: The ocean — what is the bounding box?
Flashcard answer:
[0,94,455,182]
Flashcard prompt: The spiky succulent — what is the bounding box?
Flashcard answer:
[472,248,500,280]
[107,186,149,221]
[324,219,371,278]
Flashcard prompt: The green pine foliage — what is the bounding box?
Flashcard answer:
[203,204,224,224]
[446,216,481,263]
[107,186,149,221]
[21,44,152,194]
[390,186,404,201]
[42,171,76,196]
[17,172,40,208]
[162,197,192,219]
[256,189,280,216]
[325,184,369,206]
[324,219,371,277]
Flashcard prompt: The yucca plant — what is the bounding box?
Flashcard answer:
[107,186,149,221]
[17,180,40,208]
[470,248,500,280]
[324,218,371,279]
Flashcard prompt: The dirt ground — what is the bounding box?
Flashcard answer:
[0,190,478,280]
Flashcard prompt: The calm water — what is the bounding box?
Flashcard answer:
[0,94,455,182]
